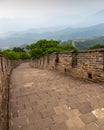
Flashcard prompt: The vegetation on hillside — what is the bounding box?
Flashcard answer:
[88,44,104,50]
[26,39,78,58]
[0,38,104,60]
[74,37,104,50]
[0,39,78,60]
[0,49,31,60]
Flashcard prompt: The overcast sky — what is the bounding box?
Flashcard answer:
[0,0,104,31]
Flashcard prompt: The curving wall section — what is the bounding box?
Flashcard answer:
[31,49,104,82]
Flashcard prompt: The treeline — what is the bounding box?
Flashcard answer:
[0,39,104,60]
[0,49,31,60]
[89,44,104,50]
[0,39,78,60]
[75,37,104,50]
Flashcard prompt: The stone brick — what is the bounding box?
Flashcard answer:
[80,113,97,124]
[42,128,50,130]
[65,109,81,118]
[9,63,104,130]
[51,122,69,130]
[52,113,68,124]
[32,50,104,82]
[95,118,104,127]
[54,104,68,114]
[0,56,22,129]
[35,118,53,129]
[77,102,93,114]
[92,108,104,119]
[86,122,100,130]
[101,126,104,130]
[65,117,85,129]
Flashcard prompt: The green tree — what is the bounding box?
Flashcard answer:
[13,47,25,52]
[89,44,104,50]
[30,48,43,58]
[19,52,31,59]
[0,39,79,60]
[27,39,78,59]
[2,50,20,60]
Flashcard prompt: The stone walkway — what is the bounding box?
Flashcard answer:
[9,63,104,130]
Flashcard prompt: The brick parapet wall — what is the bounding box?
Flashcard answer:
[31,49,104,82]
[0,55,22,130]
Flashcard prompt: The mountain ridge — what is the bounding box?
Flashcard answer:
[0,23,104,49]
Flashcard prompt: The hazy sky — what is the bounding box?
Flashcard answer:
[0,0,104,17]
[0,0,104,31]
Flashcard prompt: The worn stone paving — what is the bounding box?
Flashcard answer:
[9,63,104,130]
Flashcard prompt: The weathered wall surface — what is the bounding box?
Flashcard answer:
[31,49,104,82]
[0,55,21,130]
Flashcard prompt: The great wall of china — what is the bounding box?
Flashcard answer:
[31,49,104,82]
[0,49,104,130]
[0,55,21,130]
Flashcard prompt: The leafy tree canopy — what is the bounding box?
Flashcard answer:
[26,39,78,58]
[13,47,25,52]
[0,39,78,60]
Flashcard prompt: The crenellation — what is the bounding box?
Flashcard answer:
[31,49,104,82]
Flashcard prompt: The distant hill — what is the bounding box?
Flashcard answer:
[72,36,104,50]
[0,23,104,49]
[58,24,104,39]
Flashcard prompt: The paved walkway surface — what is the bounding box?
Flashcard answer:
[9,63,104,130]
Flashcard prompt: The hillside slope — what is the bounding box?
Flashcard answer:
[0,24,104,49]
[73,36,104,50]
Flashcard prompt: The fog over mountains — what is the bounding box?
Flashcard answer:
[0,10,104,49]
